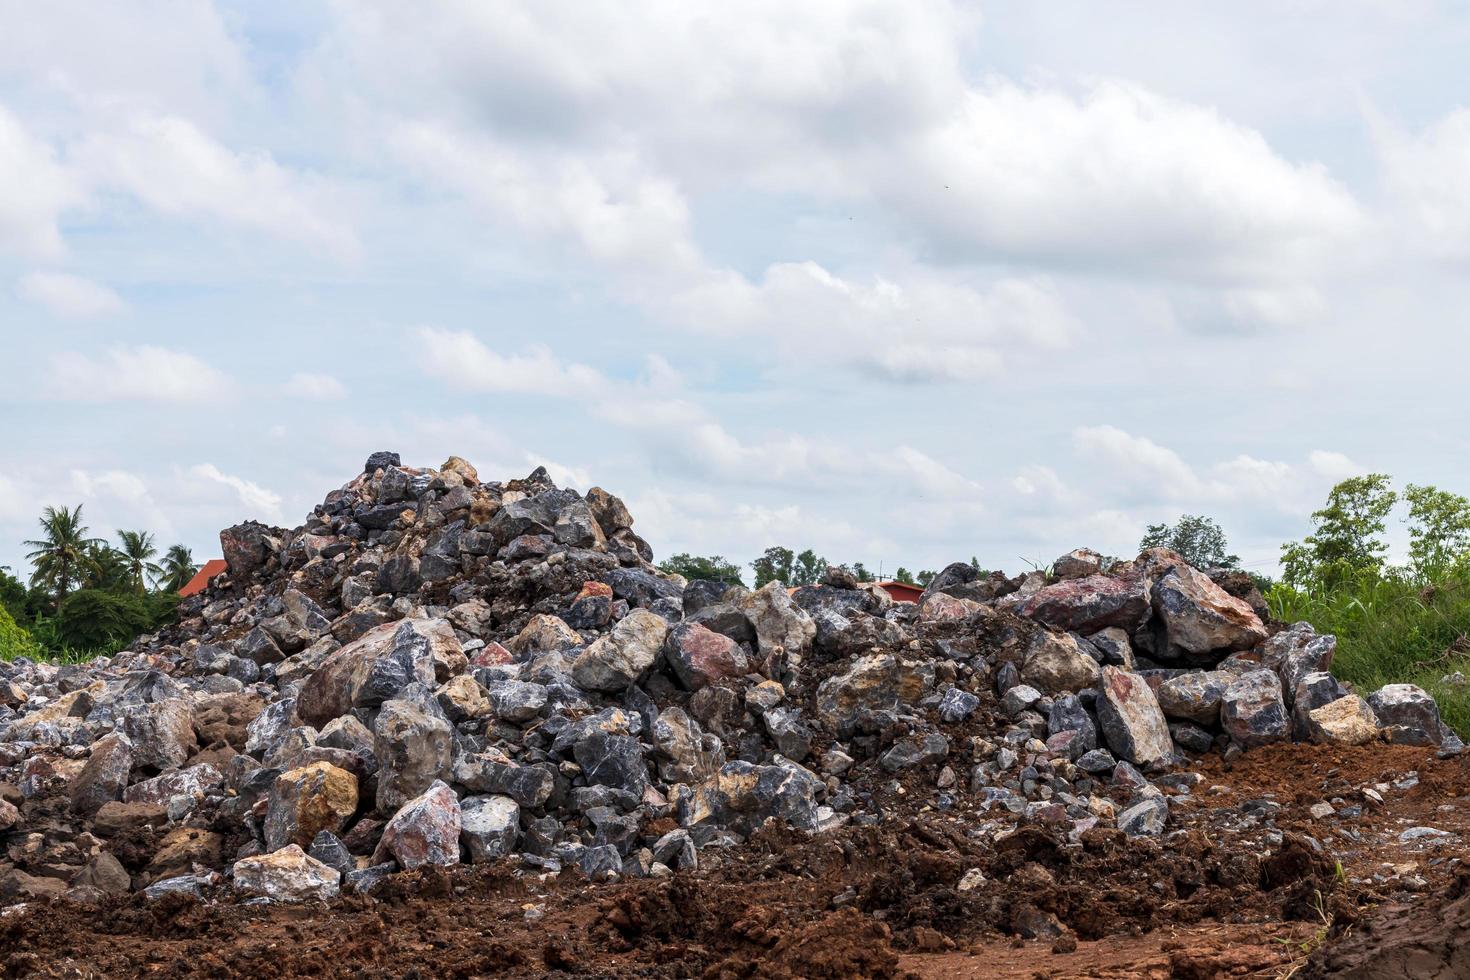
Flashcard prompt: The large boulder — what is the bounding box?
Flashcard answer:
[736,582,816,676]
[1260,622,1337,705]
[460,795,520,863]
[1155,671,1232,725]
[1307,696,1380,746]
[70,732,134,814]
[232,845,339,902]
[220,521,276,577]
[297,618,458,727]
[373,698,452,812]
[264,762,359,852]
[1149,565,1267,657]
[372,781,462,869]
[573,732,649,797]
[120,699,198,771]
[1366,684,1445,746]
[663,622,750,691]
[814,653,935,737]
[1220,669,1289,748]
[1015,575,1149,634]
[1094,666,1173,768]
[1020,631,1102,694]
[571,609,668,693]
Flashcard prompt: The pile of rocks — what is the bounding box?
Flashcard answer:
[0,456,1457,905]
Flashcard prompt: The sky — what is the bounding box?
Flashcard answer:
[2,1,1469,583]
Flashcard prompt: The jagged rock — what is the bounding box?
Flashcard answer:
[1291,672,1350,740]
[760,706,812,762]
[120,699,198,771]
[460,795,520,862]
[1150,566,1267,657]
[1366,684,1445,746]
[483,679,548,723]
[1087,627,1135,668]
[1047,695,1098,755]
[937,687,980,723]
[575,732,649,796]
[308,831,355,876]
[435,674,490,723]
[1020,630,1102,694]
[1155,671,1232,725]
[372,780,462,869]
[1001,684,1042,716]
[297,618,457,727]
[572,609,669,693]
[507,614,582,656]
[264,761,359,852]
[1221,669,1289,748]
[880,733,949,771]
[1053,548,1106,580]
[70,732,133,814]
[1095,667,1173,768]
[815,653,935,736]
[651,707,724,782]
[70,851,131,900]
[663,621,749,691]
[919,592,984,622]
[736,582,816,676]
[233,844,340,901]
[220,521,276,577]
[1117,797,1168,837]
[1015,575,1149,634]
[1261,622,1337,705]
[1307,695,1380,746]
[373,698,452,812]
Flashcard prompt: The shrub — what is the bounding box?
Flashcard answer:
[0,605,42,661]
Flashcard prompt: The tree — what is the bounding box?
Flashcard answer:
[792,549,825,586]
[916,569,937,587]
[848,561,874,582]
[657,553,745,586]
[1281,474,1397,587]
[751,546,795,587]
[1404,483,1470,575]
[81,543,132,592]
[893,567,915,585]
[24,505,104,608]
[1140,514,1239,569]
[154,545,199,593]
[115,529,162,593]
[0,566,27,623]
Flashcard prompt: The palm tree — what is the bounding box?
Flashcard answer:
[115,529,162,593]
[153,545,198,593]
[24,505,104,607]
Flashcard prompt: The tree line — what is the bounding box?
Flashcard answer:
[1,504,197,659]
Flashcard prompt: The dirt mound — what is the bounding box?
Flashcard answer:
[1304,871,1470,979]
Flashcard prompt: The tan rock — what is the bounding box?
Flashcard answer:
[264,761,359,852]
[1307,695,1381,746]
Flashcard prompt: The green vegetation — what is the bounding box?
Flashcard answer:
[657,553,746,586]
[1271,477,1470,735]
[1140,514,1239,569]
[3,504,195,663]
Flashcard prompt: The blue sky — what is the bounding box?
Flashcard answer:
[3,1,1469,582]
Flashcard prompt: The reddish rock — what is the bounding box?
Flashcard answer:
[1015,575,1149,634]
[663,622,750,691]
[1095,666,1173,768]
[372,780,462,870]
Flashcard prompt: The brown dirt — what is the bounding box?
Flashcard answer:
[3,742,1468,979]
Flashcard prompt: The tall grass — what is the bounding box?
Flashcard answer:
[1268,565,1470,735]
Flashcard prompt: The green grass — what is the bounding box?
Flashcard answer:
[1268,565,1470,735]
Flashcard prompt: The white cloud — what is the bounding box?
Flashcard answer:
[0,104,79,258]
[283,372,348,400]
[1378,106,1470,263]
[47,345,233,402]
[74,114,359,259]
[414,327,608,395]
[189,463,284,524]
[18,271,124,317]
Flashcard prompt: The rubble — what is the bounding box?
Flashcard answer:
[0,451,1456,933]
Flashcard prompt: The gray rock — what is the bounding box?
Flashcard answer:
[1291,672,1350,740]
[1221,669,1289,748]
[937,687,980,723]
[1150,565,1267,657]
[484,680,548,723]
[1015,575,1149,634]
[1094,666,1173,768]
[373,698,452,812]
[1001,684,1043,716]
[460,795,520,862]
[1076,748,1117,773]
[879,732,949,771]
[1261,622,1337,705]
[1366,684,1445,746]
[574,732,648,796]
[308,830,355,876]
[1117,797,1169,837]
[571,609,668,693]
[70,732,133,814]
[1156,671,1231,725]
[761,706,812,762]
[372,780,462,869]
[1047,695,1098,755]
[297,618,457,727]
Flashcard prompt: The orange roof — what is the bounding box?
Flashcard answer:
[178,559,228,598]
[875,580,923,603]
